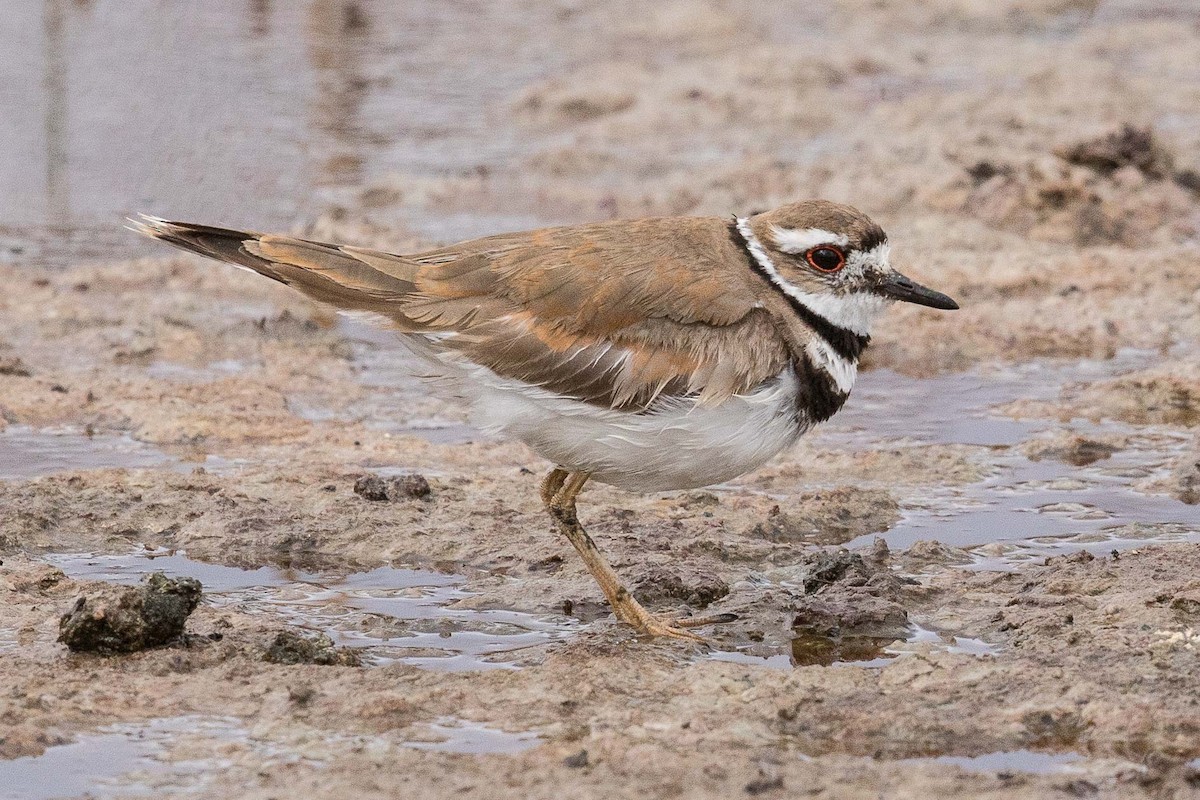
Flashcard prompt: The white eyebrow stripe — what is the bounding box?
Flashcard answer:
[735,217,888,337]
[769,225,850,254]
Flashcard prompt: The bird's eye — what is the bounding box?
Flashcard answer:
[806,246,845,273]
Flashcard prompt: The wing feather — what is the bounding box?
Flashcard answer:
[134,214,790,410]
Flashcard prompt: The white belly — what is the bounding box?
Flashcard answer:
[468,366,808,492]
[347,320,811,493]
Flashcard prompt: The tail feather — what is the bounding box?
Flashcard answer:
[131,215,422,322]
[129,215,288,280]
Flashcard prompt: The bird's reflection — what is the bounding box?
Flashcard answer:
[307,0,373,188]
[43,0,70,224]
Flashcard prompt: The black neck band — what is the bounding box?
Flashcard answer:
[728,221,870,362]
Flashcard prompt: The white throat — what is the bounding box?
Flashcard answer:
[734,217,887,338]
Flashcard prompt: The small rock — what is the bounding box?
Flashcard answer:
[58,573,202,654]
[563,749,589,768]
[786,547,912,640]
[354,473,432,502]
[1169,591,1200,617]
[966,160,1010,184]
[264,630,362,666]
[677,491,719,509]
[10,565,67,593]
[797,549,866,594]
[792,594,909,638]
[389,473,432,499]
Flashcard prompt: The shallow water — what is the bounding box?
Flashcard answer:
[46,550,578,671]
[0,715,246,800]
[709,621,1000,670]
[27,339,1198,572]
[3,0,580,268]
[45,548,969,670]
[0,425,247,480]
[0,425,173,480]
[0,711,540,798]
[405,717,541,755]
[918,749,1084,774]
[891,748,1150,779]
[822,356,1200,563]
[284,316,480,444]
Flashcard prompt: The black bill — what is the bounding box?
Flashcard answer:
[877,272,959,310]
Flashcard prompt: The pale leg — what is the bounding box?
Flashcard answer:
[541,468,730,640]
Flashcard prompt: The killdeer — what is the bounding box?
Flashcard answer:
[133,200,957,640]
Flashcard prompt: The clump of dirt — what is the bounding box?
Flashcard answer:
[930,124,1199,246]
[1021,432,1123,466]
[516,78,637,122]
[788,546,912,638]
[1057,124,1175,180]
[0,356,31,377]
[892,540,974,573]
[1007,364,1200,429]
[9,564,67,593]
[794,547,881,595]
[263,630,362,667]
[714,543,914,655]
[745,488,899,545]
[353,473,432,502]
[57,572,202,654]
[630,565,729,609]
[1075,368,1200,427]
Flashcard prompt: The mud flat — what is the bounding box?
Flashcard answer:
[4,0,1200,798]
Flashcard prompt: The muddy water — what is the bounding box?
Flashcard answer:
[821,356,1200,561]
[0,711,538,797]
[0,715,247,800]
[897,749,1147,778]
[285,316,479,443]
[405,718,542,755]
[0,425,246,479]
[0,425,173,480]
[2,0,578,268]
[47,551,578,670]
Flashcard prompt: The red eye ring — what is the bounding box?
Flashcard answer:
[805,246,846,273]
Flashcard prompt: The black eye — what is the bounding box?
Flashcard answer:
[806,247,845,272]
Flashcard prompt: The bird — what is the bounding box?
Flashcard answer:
[131,200,958,641]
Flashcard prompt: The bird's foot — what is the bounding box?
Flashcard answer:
[613,599,736,642]
[629,613,708,642]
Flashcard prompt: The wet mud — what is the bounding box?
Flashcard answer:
[3,0,1200,798]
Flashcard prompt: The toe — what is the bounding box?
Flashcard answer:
[640,619,707,642]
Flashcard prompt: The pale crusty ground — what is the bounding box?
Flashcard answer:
[4,1,1200,798]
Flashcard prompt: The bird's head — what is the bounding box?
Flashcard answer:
[738,200,958,337]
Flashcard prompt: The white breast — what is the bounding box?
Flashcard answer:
[466,365,809,492]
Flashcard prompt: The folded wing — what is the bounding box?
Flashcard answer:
[133,215,790,410]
